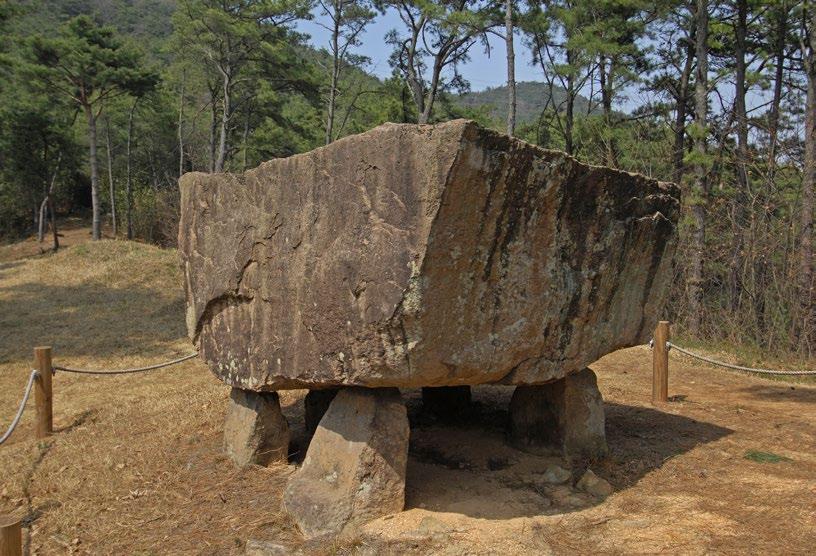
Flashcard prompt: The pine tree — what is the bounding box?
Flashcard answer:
[23,15,157,240]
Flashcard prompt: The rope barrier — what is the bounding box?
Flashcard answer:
[0,370,39,445]
[655,341,816,376]
[53,352,198,375]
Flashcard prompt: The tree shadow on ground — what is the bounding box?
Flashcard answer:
[0,261,24,277]
[394,387,732,520]
[735,383,816,405]
[0,280,186,364]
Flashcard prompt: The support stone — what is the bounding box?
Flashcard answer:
[284,387,409,539]
[509,368,607,460]
[421,386,471,421]
[304,388,339,437]
[223,388,290,467]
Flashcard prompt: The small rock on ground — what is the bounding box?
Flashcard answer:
[541,464,571,484]
[576,469,614,497]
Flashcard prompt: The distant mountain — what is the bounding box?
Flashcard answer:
[457,81,596,125]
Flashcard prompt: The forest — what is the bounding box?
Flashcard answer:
[0,0,813,360]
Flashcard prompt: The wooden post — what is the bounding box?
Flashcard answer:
[0,515,22,556]
[652,321,670,404]
[34,346,53,438]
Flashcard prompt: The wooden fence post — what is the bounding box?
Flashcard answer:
[652,321,669,404]
[0,514,22,556]
[34,346,53,438]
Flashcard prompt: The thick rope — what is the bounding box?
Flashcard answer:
[0,370,39,445]
[53,352,198,375]
[663,342,816,376]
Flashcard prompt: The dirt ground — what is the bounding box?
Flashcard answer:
[1,236,814,554]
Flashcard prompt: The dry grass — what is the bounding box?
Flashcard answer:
[0,236,302,553]
[1,230,815,554]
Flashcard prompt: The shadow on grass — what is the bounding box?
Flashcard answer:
[736,384,816,405]
[0,261,24,277]
[0,280,186,364]
[54,409,98,434]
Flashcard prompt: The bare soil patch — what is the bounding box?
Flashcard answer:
[1,236,814,554]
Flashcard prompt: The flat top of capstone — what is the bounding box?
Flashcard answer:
[179,119,680,391]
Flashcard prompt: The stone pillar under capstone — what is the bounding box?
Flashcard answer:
[509,368,608,461]
[284,387,409,539]
[223,388,290,467]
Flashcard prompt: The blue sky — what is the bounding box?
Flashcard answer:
[295,9,539,92]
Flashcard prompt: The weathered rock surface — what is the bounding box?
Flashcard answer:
[509,368,607,459]
[179,119,679,390]
[283,388,409,538]
[223,388,290,466]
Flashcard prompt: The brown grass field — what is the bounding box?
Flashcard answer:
[1,231,815,554]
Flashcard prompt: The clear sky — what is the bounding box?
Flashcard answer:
[295,9,539,92]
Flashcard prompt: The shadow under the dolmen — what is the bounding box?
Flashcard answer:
[398,390,732,520]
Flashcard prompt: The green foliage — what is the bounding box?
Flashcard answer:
[171,0,319,171]
[744,450,792,464]
[23,15,158,110]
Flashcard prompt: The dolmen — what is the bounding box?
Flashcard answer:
[178,120,680,538]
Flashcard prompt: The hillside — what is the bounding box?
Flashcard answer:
[457,81,596,124]
[16,0,175,42]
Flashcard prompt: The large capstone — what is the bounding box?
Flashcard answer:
[283,387,409,538]
[179,120,679,391]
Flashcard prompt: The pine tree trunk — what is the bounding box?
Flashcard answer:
[326,4,340,145]
[49,194,58,251]
[86,105,102,241]
[767,2,787,181]
[688,0,709,336]
[105,117,117,238]
[419,60,442,125]
[405,21,426,122]
[673,34,695,184]
[178,70,185,178]
[242,108,251,171]
[126,99,137,240]
[505,0,516,137]
[39,153,61,250]
[599,55,618,167]
[564,48,575,155]
[799,2,815,352]
[215,70,231,173]
[38,198,47,243]
[209,89,218,174]
[729,0,749,313]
